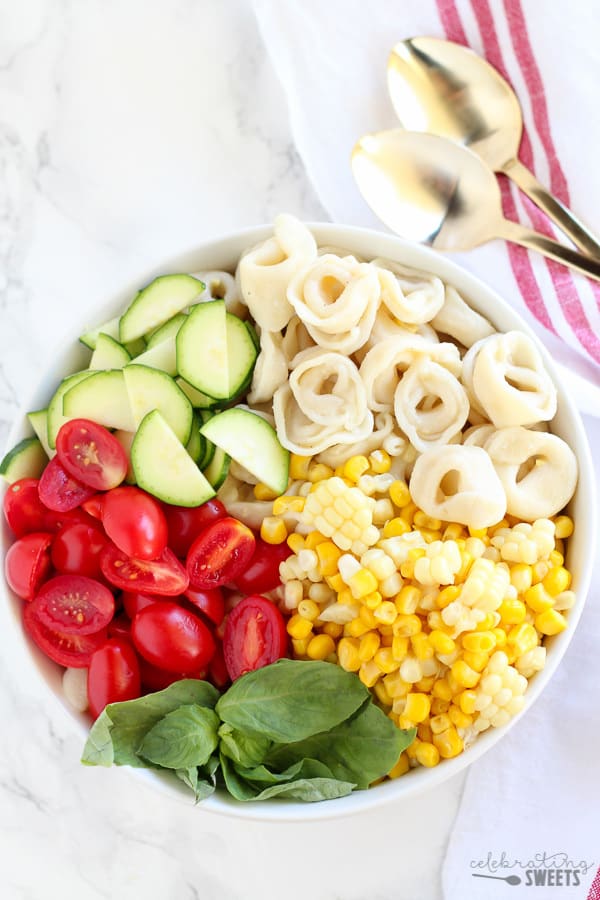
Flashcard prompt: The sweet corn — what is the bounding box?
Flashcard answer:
[292,637,311,656]
[359,631,381,662]
[382,517,411,538]
[535,608,568,635]
[321,621,343,639]
[394,586,421,615]
[415,742,440,767]
[272,495,305,516]
[363,591,383,610]
[344,618,371,638]
[342,455,370,483]
[458,689,477,715]
[337,637,361,671]
[314,540,342,577]
[253,482,279,501]
[393,613,422,637]
[369,449,392,474]
[549,549,564,567]
[543,566,571,596]
[297,599,320,621]
[289,453,312,480]
[449,705,473,728]
[553,515,574,539]
[389,480,411,508]
[359,660,381,688]
[374,680,393,707]
[392,635,409,661]
[416,722,433,743]
[305,530,326,550]
[462,631,496,653]
[433,726,464,758]
[507,623,538,656]
[432,679,453,702]
[307,462,334,483]
[430,713,451,734]
[287,533,305,554]
[451,660,481,688]
[491,627,508,649]
[498,598,527,625]
[436,585,461,609]
[374,647,400,674]
[261,516,288,544]
[326,573,345,592]
[307,634,335,660]
[510,563,533,593]
[524,583,554,613]
[429,630,456,655]
[388,752,410,778]
[430,697,450,716]
[359,605,379,629]
[287,614,313,640]
[411,632,434,661]
[374,601,397,625]
[415,675,436,693]
[462,650,490,672]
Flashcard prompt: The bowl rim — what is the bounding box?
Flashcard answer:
[1,220,596,822]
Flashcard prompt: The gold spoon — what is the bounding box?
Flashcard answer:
[351,129,600,282]
[387,37,600,258]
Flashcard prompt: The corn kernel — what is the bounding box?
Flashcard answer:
[543,566,571,597]
[415,742,440,767]
[432,679,453,702]
[289,453,312,480]
[395,586,421,615]
[532,560,550,584]
[449,705,473,729]
[306,633,335,660]
[524,583,554,613]
[411,632,434,661]
[341,455,370,483]
[347,568,379,599]
[428,630,456,656]
[292,637,310,656]
[286,614,313,640]
[373,600,397,625]
[403,693,431,722]
[359,631,381,662]
[508,623,538,655]
[272,495,305,515]
[413,510,442,530]
[451,660,480,688]
[305,530,326,550]
[369,449,392,474]
[315,540,342,576]
[389,480,411,508]
[417,722,433,743]
[415,675,436,693]
[359,605,379,628]
[462,631,497,653]
[430,713,451,734]
[476,612,498,631]
[374,647,400,673]
[455,551,474,582]
[307,462,334,483]
[462,650,490,672]
[359,660,380,688]
[326,573,345,592]
[443,523,465,541]
[498,598,527,625]
[321,621,343,639]
[260,517,288,544]
[430,697,450,716]
[392,635,409,661]
[393,613,422,637]
[535,608,568,635]
[458,689,477,715]
[491,627,508,649]
[253,482,279,501]
[549,550,564,567]
[382,517,410,538]
[337,637,361,671]
[388,752,410,778]
[510,563,533,593]
[337,587,354,606]
[363,591,383,610]
[553,515,574,539]
[287,533,305,554]
[297,599,320,621]
[436,585,461,609]
[433,726,463,759]
[374,680,393,707]
[468,525,488,540]
[344,618,371,638]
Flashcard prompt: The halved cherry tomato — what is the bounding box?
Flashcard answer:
[30,574,115,635]
[131,601,216,673]
[51,521,107,579]
[233,537,291,594]
[122,590,159,618]
[87,638,141,719]
[3,479,48,536]
[186,517,256,589]
[38,457,97,512]
[100,543,189,595]
[183,587,225,626]
[223,594,288,681]
[56,419,128,491]
[208,642,230,689]
[163,498,226,557]
[102,486,167,560]
[107,613,132,640]
[23,604,108,667]
[138,658,206,693]
[81,495,104,520]
[4,532,53,600]
[44,507,98,533]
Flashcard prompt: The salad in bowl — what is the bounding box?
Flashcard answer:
[0,216,594,819]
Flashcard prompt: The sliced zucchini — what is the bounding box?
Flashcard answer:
[0,437,48,483]
[185,412,206,464]
[79,316,120,350]
[200,407,289,495]
[198,410,215,468]
[123,364,193,445]
[89,333,131,370]
[245,320,260,352]
[132,410,215,507]
[113,430,136,484]
[62,370,136,433]
[146,313,187,349]
[119,275,204,344]
[27,409,55,459]
[226,312,259,400]
[47,370,94,449]
[129,338,178,376]
[176,300,228,399]
[175,377,220,410]
[202,446,230,491]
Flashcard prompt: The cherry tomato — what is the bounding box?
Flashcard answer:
[81,495,104,520]
[186,517,256,589]
[29,574,114,637]
[131,601,216,673]
[38,457,97,512]
[107,613,132,640]
[4,532,53,600]
[183,587,225,626]
[102,486,167,560]
[51,521,107,579]
[44,507,98,533]
[100,544,189,595]
[163,499,226,557]
[3,479,48,536]
[233,537,291,594]
[87,638,141,719]
[122,590,159,618]
[137,658,206,693]
[208,642,230,689]
[56,419,128,491]
[223,594,288,681]
[23,604,108,667]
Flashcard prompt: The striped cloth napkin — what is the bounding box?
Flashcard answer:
[252,0,600,414]
[251,1,600,896]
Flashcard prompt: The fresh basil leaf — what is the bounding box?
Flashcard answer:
[219,753,260,801]
[252,778,355,802]
[218,754,354,802]
[218,723,272,768]
[267,703,416,789]
[215,659,369,743]
[81,680,220,768]
[236,757,337,785]
[139,705,220,770]
[175,767,216,803]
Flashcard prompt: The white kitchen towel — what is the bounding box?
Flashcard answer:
[252,0,600,415]
[251,2,600,898]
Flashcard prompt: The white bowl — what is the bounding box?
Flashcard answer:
[1,223,596,821]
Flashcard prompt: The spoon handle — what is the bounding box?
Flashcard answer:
[497,218,600,282]
[502,158,600,258]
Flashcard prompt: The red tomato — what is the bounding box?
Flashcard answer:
[29,574,114,635]
[107,613,132,640]
[44,507,98,533]
[223,594,288,681]
[163,499,226,557]
[186,517,256,589]
[38,457,97,512]
[3,479,48,536]
[122,590,159,618]
[56,419,128,491]
[102,486,167,560]
[208,642,230,689]
[51,521,107,579]
[23,604,108,667]
[183,587,225,626]
[138,658,206,693]
[4,532,53,600]
[131,601,216,673]
[100,544,189,595]
[87,638,141,719]
[81,495,104,520]
[233,538,291,594]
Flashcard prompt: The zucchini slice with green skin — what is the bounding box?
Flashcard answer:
[200,407,289,495]
[132,410,215,507]
[47,370,94,449]
[197,409,215,468]
[119,275,204,344]
[129,338,178,377]
[80,316,145,356]
[89,333,131,370]
[185,412,206,465]
[113,430,137,484]
[175,378,220,410]
[176,300,228,399]
[62,369,137,433]
[226,312,259,400]
[27,409,55,459]
[146,313,187,349]
[0,437,48,483]
[202,446,230,490]
[123,364,193,445]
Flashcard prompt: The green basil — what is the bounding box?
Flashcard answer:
[218,723,272,768]
[176,767,216,803]
[215,659,369,743]
[139,705,219,770]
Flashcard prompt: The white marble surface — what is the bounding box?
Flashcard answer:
[0,2,465,899]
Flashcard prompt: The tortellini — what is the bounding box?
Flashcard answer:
[431,286,495,348]
[372,258,445,324]
[394,359,469,452]
[193,270,246,318]
[248,329,288,405]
